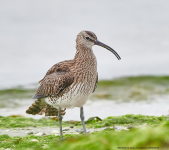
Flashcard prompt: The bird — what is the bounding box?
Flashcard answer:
[26,31,121,140]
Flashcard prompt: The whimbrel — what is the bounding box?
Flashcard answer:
[26,31,121,140]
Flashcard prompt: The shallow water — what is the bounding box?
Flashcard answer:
[0,0,169,89]
[1,96,169,121]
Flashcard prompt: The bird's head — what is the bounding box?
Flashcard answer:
[76,31,121,60]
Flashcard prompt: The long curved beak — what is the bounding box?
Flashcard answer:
[94,40,121,60]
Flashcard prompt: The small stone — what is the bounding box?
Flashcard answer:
[31,139,39,142]
[87,116,102,122]
[42,133,46,136]
[4,130,9,132]
[51,130,59,134]
[70,125,74,128]
[72,132,79,134]
[42,144,49,148]
[26,131,33,135]
[63,128,69,131]
[34,132,43,136]
[127,125,133,129]
[114,126,123,131]
[121,128,129,131]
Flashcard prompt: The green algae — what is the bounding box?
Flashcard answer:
[0,88,32,95]
[0,76,169,149]
[1,121,169,150]
[98,76,169,87]
[93,75,169,101]
[0,134,77,149]
[0,88,35,100]
[0,116,59,128]
[0,88,35,108]
[85,114,169,128]
[49,122,169,150]
[0,114,169,149]
[0,114,168,129]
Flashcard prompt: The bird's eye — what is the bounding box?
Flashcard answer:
[85,37,90,40]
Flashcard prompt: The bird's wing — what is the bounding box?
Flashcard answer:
[33,71,74,99]
[93,72,98,93]
[27,60,73,116]
[33,60,74,99]
[40,60,73,80]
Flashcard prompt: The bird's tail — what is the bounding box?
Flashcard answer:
[26,99,66,116]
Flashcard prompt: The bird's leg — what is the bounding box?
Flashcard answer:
[58,107,63,140]
[80,107,87,135]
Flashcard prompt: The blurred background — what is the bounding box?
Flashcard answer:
[0,0,169,120]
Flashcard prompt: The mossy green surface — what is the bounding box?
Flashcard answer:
[93,76,169,101]
[0,116,62,128]
[1,114,169,129]
[0,88,35,101]
[86,114,169,128]
[0,88,35,108]
[98,76,169,86]
[1,76,169,149]
[1,121,169,150]
[47,124,169,150]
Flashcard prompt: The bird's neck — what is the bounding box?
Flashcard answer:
[72,44,97,82]
[74,44,96,63]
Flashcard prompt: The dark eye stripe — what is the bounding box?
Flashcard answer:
[85,31,96,39]
[85,37,94,42]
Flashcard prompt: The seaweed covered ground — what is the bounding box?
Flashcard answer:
[94,76,169,101]
[1,76,169,149]
[0,114,169,150]
[0,114,168,129]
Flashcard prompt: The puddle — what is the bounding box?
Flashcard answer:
[1,95,169,121]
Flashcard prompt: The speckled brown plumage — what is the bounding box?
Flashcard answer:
[93,73,98,93]
[34,71,74,99]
